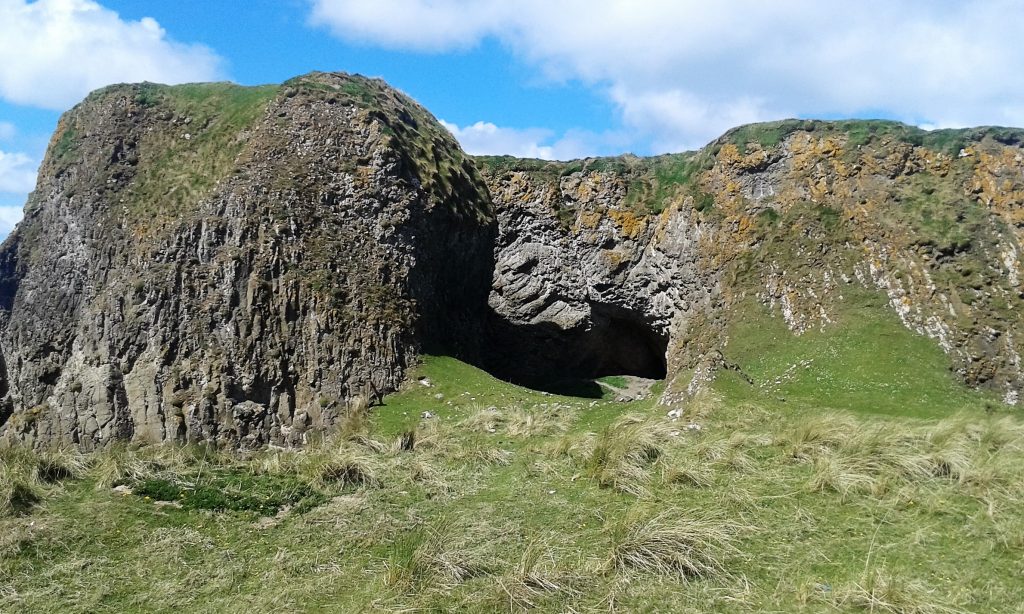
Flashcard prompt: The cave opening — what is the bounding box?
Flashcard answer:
[586,315,668,380]
[484,304,669,396]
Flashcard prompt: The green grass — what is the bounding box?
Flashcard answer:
[1,356,1022,612]
[120,82,278,220]
[596,375,629,389]
[717,290,999,419]
[719,118,1024,159]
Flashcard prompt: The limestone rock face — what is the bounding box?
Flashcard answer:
[0,72,494,449]
[479,124,1024,405]
[482,167,717,384]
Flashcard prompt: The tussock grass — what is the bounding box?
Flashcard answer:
[0,457,44,516]
[3,356,1023,612]
[301,446,383,489]
[695,431,763,473]
[662,461,715,488]
[788,413,1024,498]
[586,414,676,496]
[381,520,492,592]
[506,407,571,438]
[494,541,584,610]
[461,405,571,438]
[608,508,746,580]
[461,405,506,433]
[776,412,860,459]
[829,568,964,613]
[87,443,215,489]
[1,446,86,516]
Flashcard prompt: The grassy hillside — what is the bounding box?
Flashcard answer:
[717,291,1001,419]
[2,355,1022,612]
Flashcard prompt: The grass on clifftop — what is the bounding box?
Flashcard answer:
[3,355,1023,612]
[123,82,278,221]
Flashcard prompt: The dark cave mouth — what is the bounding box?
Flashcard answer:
[585,315,668,380]
[485,307,669,394]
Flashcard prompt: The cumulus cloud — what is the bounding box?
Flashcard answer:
[0,149,37,193]
[440,120,606,160]
[310,0,1024,151]
[0,205,23,236]
[0,0,223,110]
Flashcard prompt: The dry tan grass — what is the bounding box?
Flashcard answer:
[494,541,584,610]
[829,568,965,613]
[608,508,746,580]
[381,519,492,593]
[586,414,677,497]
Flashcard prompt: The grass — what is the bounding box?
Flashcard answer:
[717,287,1000,419]
[1,355,1022,612]
[608,508,745,580]
[119,82,278,221]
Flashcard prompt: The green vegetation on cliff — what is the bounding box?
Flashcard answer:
[721,118,1024,156]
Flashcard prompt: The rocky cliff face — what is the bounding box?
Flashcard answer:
[2,74,1022,449]
[479,122,1024,406]
[0,72,494,449]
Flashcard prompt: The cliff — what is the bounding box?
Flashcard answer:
[480,121,1024,407]
[2,73,1022,449]
[0,72,494,449]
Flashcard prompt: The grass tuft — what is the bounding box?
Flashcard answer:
[830,568,963,613]
[608,508,745,580]
[586,414,675,496]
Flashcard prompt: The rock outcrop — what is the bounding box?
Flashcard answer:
[0,72,494,449]
[479,122,1024,406]
[2,75,1023,449]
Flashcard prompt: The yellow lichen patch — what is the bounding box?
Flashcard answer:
[607,208,647,239]
[650,200,685,245]
[808,176,831,203]
[972,149,1024,227]
[716,143,744,165]
[717,142,771,171]
[576,209,603,231]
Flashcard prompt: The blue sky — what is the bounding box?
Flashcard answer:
[2,0,1024,236]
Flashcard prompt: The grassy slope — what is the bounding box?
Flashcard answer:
[718,290,1000,419]
[2,350,1022,612]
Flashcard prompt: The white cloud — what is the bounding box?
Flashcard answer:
[309,0,511,52]
[311,0,1024,151]
[0,149,37,193]
[440,120,624,160]
[0,122,14,141]
[0,0,223,110]
[0,205,23,236]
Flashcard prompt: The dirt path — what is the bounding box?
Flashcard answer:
[595,375,658,401]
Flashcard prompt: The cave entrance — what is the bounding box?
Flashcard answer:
[485,305,669,397]
[586,315,668,380]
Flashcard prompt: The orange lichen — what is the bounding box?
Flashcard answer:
[577,209,603,230]
[607,208,647,239]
